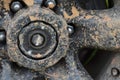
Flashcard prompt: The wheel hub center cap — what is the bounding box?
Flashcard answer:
[7,6,69,71]
[31,34,44,47]
[19,22,57,59]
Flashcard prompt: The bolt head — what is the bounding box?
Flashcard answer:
[111,68,119,77]
[31,34,44,47]
[0,31,5,42]
[11,1,22,12]
[46,0,56,9]
[67,25,74,35]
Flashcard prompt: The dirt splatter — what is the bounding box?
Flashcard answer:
[3,0,12,10]
[23,0,34,6]
[84,15,93,19]
[103,15,111,21]
[63,6,79,19]
[34,54,42,58]
[29,16,39,21]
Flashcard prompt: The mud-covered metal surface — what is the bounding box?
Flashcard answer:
[0,0,120,80]
[4,5,69,71]
[56,0,120,50]
[0,60,46,80]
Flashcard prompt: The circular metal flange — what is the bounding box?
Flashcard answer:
[7,5,69,71]
[19,22,57,59]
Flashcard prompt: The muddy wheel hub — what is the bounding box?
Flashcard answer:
[6,5,69,71]
[19,22,57,59]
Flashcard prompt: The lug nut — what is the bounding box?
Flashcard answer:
[67,25,74,35]
[111,68,119,77]
[10,1,23,12]
[0,31,6,43]
[31,34,44,47]
[45,0,56,9]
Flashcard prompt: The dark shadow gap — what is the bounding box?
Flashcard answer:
[78,48,115,79]
[78,0,114,10]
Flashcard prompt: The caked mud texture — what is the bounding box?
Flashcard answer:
[5,5,69,71]
[3,0,43,10]
[45,42,93,80]
[0,0,120,80]
[55,0,120,51]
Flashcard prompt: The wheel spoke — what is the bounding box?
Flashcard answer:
[66,2,120,51]
[45,49,93,80]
